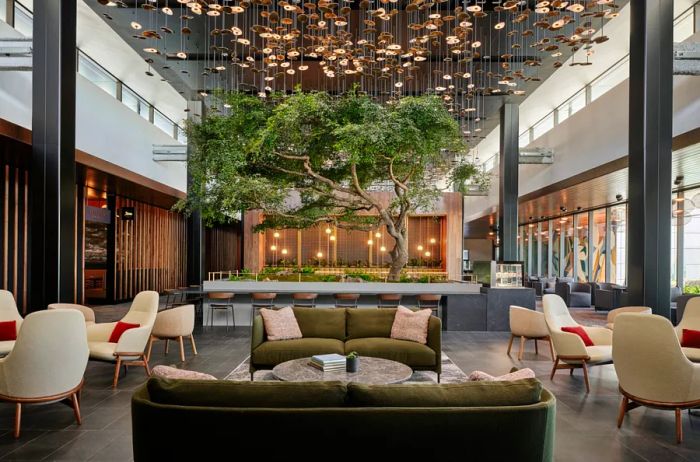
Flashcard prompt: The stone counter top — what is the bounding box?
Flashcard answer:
[203,280,482,295]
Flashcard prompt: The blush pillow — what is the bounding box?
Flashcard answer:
[469,368,536,382]
[152,365,216,381]
[390,306,432,344]
[561,326,594,346]
[681,329,700,349]
[0,320,17,341]
[109,321,140,343]
[260,307,302,341]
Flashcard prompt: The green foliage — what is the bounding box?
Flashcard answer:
[346,351,359,360]
[300,266,316,274]
[684,285,700,295]
[344,271,378,282]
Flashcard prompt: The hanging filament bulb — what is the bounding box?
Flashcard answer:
[273,232,280,238]
[281,249,288,255]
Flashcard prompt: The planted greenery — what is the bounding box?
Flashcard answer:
[180,89,487,281]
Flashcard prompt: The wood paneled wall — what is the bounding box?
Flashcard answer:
[205,223,242,273]
[114,197,186,301]
[0,164,29,312]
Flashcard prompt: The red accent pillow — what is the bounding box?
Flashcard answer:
[109,322,140,343]
[681,329,700,349]
[561,326,594,346]
[0,320,17,341]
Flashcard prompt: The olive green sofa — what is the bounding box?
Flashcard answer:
[132,377,555,460]
[250,307,442,379]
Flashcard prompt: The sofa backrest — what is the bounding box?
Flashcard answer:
[345,308,397,339]
[292,307,346,340]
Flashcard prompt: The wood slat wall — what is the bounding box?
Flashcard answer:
[205,223,242,273]
[114,196,186,301]
[0,164,29,313]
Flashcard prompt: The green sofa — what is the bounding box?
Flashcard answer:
[132,377,556,460]
[250,307,442,379]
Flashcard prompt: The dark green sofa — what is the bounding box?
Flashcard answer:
[132,377,555,460]
[250,307,442,379]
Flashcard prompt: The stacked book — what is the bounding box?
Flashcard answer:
[309,354,346,372]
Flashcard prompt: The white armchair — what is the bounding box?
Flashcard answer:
[48,303,96,325]
[614,313,700,443]
[507,305,554,361]
[146,304,197,362]
[86,291,159,388]
[605,306,652,330]
[543,294,613,392]
[0,309,89,438]
[676,297,700,363]
[0,290,23,356]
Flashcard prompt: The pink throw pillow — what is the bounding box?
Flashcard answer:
[152,365,216,381]
[469,368,536,382]
[260,307,303,341]
[390,306,432,344]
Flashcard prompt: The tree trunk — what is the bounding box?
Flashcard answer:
[388,233,409,281]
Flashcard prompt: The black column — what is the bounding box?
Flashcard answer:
[498,103,519,262]
[30,0,77,310]
[627,0,673,317]
[186,101,204,287]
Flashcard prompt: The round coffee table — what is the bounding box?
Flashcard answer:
[272,357,413,385]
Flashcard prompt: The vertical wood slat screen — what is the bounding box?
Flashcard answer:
[0,165,29,313]
[114,196,186,301]
[205,224,242,272]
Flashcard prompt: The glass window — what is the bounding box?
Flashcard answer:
[177,127,188,144]
[562,217,575,278]
[532,112,554,141]
[674,8,695,42]
[590,209,607,283]
[0,1,6,23]
[78,53,117,97]
[557,91,586,123]
[576,213,589,282]
[540,221,549,277]
[14,3,32,37]
[122,86,141,114]
[683,188,700,292]
[154,110,174,136]
[590,57,628,102]
[609,204,627,285]
[552,223,561,277]
[519,131,530,148]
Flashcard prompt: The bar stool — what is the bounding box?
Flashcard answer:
[207,292,236,331]
[334,293,360,309]
[251,293,277,319]
[378,293,402,309]
[417,294,442,318]
[292,293,318,308]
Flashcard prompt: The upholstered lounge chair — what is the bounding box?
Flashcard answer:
[676,297,700,363]
[86,291,159,388]
[507,306,554,361]
[147,304,197,363]
[543,294,612,392]
[48,303,96,325]
[0,290,22,356]
[614,313,700,443]
[605,306,652,330]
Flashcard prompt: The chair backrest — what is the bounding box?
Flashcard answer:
[607,306,652,324]
[0,309,88,398]
[542,294,578,331]
[509,306,547,338]
[678,297,700,330]
[47,303,96,323]
[153,304,195,337]
[0,290,22,324]
[613,313,696,403]
[122,291,159,328]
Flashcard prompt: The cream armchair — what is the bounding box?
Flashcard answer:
[676,297,700,363]
[543,294,613,392]
[605,306,652,330]
[0,309,89,438]
[146,304,197,362]
[86,291,159,388]
[0,290,22,356]
[614,313,700,443]
[48,303,96,325]
[507,305,554,361]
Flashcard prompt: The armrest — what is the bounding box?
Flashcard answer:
[427,316,442,371]
[251,314,265,355]
[86,322,117,342]
[583,326,613,345]
[550,330,588,357]
[573,283,592,294]
[115,326,152,354]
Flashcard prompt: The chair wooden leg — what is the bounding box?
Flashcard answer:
[547,338,555,361]
[71,392,82,425]
[112,357,122,388]
[506,334,515,355]
[534,339,539,355]
[570,367,574,376]
[13,403,21,438]
[164,339,169,355]
[190,334,198,355]
[518,336,526,361]
[178,336,186,362]
[146,336,155,363]
[676,408,683,444]
[582,361,590,393]
[550,357,559,381]
[617,396,628,428]
[143,354,152,376]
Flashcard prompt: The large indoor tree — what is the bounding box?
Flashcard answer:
[180,90,486,280]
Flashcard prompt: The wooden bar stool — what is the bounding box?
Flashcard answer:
[334,293,360,308]
[251,293,277,319]
[207,292,236,331]
[378,293,402,308]
[417,294,442,318]
[292,293,318,308]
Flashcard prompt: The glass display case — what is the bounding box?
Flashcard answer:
[470,261,525,287]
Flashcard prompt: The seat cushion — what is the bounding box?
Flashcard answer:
[347,379,543,407]
[0,340,14,355]
[293,307,346,340]
[345,337,436,367]
[89,341,142,361]
[569,292,592,307]
[560,345,612,364]
[147,377,348,408]
[252,338,345,366]
[346,309,396,339]
[682,347,700,363]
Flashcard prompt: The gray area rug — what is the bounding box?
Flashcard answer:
[225,352,468,384]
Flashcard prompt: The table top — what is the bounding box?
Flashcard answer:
[272,356,413,385]
[204,280,481,295]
